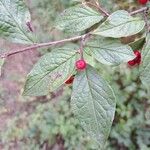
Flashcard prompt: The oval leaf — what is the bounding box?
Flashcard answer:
[92,10,145,38]
[0,0,34,44]
[56,5,103,33]
[23,47,79,96]
[71,65,116,147]
[86,37,135,65]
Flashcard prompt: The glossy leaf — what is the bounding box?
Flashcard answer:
[56,5,103,33]
[71,65,116,146]
[86,37,135,65]
[24,47,79,96]
[0,0,34,44]
[92,10,145,38]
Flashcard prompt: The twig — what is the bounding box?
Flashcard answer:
[0,33,90,58]
[85,2,109,17]
[86,2,148,17]
[95,2,110,17]
[130,7,148,15]
[79,36,85,59]
[143,10,149,32]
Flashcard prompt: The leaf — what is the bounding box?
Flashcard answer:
[129,37,145,50]
[140,33,150,90]
[86,37,135,65]
[56,5,103,33]
[71,65,116,146]
[23,47,79,96]
[84,51,96,67]
[92,10,145,38]
[0,0,35,44]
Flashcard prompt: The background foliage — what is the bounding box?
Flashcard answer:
[0,0,150,150]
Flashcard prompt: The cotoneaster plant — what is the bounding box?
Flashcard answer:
[0,0,150,149]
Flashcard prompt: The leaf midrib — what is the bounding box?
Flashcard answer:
[85,70,100,135]
[97,18,144,32]
[60,14,103,22]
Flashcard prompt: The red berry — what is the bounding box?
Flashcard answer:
[65,76,74,84]
[127,50,141,67]
[138,0,148,5]
[128,60,136,66]
[134,50,141,58]
[134,50,141,65]
[75,59,87,70]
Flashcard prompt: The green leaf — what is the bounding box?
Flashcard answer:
[84,51,96,67]
[129,37,145,50]
[86,37,135,65]
[92,10,145,38]
[56,5,103,33]
[23,47,79,96]
[71,65,116,147]
[0,0,34,44]
[140,33,150,90]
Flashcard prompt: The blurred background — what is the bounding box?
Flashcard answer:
[0,0,150,149]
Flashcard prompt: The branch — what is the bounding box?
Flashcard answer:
[79,35,86,59]
[130,7,148,15]
[0,6,149,58]
[0,33,90,58]
[143,10,149,32]
[85,2,148,17]
[85,2,109,16]
[95,2,110,17]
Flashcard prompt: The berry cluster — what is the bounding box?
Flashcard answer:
[128,50,141,67]
[138,0,149,5]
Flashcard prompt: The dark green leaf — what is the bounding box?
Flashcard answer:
[129,37,145,50]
